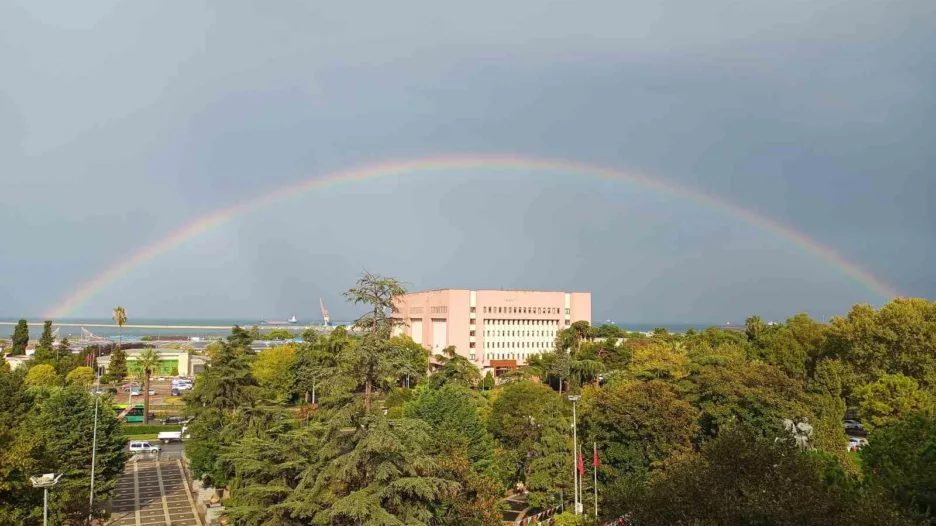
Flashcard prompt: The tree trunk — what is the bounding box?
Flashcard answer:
[364,378,372,410]
[143,369,151,424]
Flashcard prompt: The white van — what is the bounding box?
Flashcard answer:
[129,441,161,454]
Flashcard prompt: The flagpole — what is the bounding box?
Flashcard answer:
[593,442,598,518]
[578,445,585,515]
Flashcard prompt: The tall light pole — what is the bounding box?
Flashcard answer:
[568,394,581,515]
[30,473,63,526]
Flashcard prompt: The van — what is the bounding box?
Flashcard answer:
[129,441,161,454]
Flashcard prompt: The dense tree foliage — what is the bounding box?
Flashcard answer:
[107,346,128,383]
[11,319,29,355]
[862,413,936,522]
[175,283,935,525]
[0,366,126,524]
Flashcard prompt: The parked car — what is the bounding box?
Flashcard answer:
[847,437,868,452]
[161,416,184,425]
[148,388,156,396]
[170,388,180,397]
[843,419,864,432]
[128,441,161,454]
[130,386,142,396]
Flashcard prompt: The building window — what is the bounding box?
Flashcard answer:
[470,330,475,336]
[469,354,476,360]
[430,306,448,314]
[471,306,476,313]
[469,342,475,348]
[566,320,571,326]
[565,308,570,315]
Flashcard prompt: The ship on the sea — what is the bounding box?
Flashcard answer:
[262,315,299,325]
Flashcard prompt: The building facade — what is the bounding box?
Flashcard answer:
[391,289,591,371]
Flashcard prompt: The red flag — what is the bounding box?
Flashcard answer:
[578,450,584,476]
[594,443,599,467]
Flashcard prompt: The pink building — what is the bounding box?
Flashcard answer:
[391,289,592,371]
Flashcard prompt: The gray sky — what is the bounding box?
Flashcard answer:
[1,0,933,324]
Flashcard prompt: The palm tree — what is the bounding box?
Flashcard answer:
[136,349,162,424]
[112,305,127,355]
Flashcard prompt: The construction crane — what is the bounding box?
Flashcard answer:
[320,298,330,327]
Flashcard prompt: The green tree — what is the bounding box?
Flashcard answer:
[827,299,936,393]
[745,315,765,341]
[11,319,28,355]
[404,383,496,474]
[0,380,127,524]
[861,413,936,522]
[25,364,59,388]
[251,344,297,400]
[0,366,40,523]
[429,346,481,389]
[630,427,911,526]
[388,335,429,388]
[112,305,127,349]
[487,381,572,504]
[292,341,339,406]
[582,380,698,516]
[754,325,808,381]
[228,325,255,350]
[34,321,55,364]
[66,366,95,386]
[481,371,495,391]
[136,349,162,424]
[108,347,128,383]
[686,361,813,441]
[264,328,295,341]
[248,325,261,340]
[286,414,458,525]
[343,270,406,335]
[301,327,320,343]
[223,412,321,526]
[184,341,259,487]
[855,373,933,431]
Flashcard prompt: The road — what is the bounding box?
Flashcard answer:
[107,443,201,526]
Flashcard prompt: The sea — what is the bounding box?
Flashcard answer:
[2,318,722,341]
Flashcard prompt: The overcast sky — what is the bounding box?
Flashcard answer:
[1,1,933,324]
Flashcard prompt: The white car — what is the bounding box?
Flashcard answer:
[843,419,864,432]
[128,441,161,454]
[847,437,868,452]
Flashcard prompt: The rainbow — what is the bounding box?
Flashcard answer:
[44,154,899,318]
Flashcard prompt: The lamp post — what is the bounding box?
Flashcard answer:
[30,473,63,526]
[568,394,581,515]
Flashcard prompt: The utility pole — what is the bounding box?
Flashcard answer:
[568,394,581,515]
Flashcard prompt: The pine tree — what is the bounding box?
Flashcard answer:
[108,347,128,383]
[11,319,28,355]
[287,414,459,525]
[33,321,56,365]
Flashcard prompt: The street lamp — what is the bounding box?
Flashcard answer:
[30,473,63,526]
[567,394,582,515]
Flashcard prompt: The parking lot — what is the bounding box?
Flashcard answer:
[107,454,201,526]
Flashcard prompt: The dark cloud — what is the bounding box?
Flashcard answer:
[1,0,933,322]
